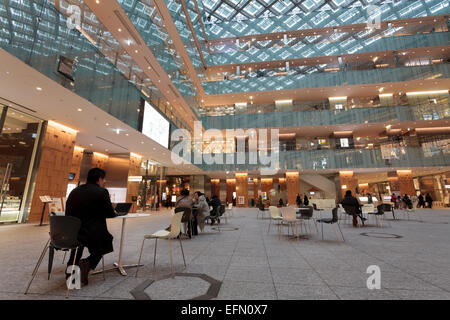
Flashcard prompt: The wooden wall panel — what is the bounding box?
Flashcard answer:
[253,179,258,201]
[339,171,356,197]
[397,170,415,196]
[92,152,108,169]
[28,123,76,223]
[226,179,236,205]
[211,179,220,198]
[69,146,84,185]
[285,172,300,205]
[235,173,248,207]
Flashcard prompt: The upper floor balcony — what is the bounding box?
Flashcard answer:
[191,145,450,172]
[200,103,450,130]
[203,63,450,95]
[207,30,449,66]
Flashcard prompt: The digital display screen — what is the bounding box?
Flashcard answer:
[142,101,170,148]
[68,172,76,181]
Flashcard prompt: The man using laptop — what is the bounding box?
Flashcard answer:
[65,168,117,285]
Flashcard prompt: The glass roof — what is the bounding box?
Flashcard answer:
[199,0,449,39]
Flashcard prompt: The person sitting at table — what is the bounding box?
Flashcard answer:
[341,190,366,227]
[175,189,194,237]
[192,191,208,233]
[65,168,117,286]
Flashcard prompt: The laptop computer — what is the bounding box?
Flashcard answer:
[115,203,133,216]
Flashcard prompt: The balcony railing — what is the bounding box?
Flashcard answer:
[189,146,450,172]
[200,104,450,130]
[203,63,450,94]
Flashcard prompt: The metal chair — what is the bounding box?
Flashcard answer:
[280,207,299,239]
[175,207,193,239]
[316,208,345,242]
[135,211,186,278]
[25,216,83,298]
[205,206,221,232]
[381,203,396,220]
[267,206,283,239]
[366,204,390,227]
[257,202,267,219]
[297,206,318,237]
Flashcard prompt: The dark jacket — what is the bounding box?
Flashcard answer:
[296,195,302,205]
[341,195,361,214]
[303,195,309,206]
[210,196,221,214]
[65,183,116,256]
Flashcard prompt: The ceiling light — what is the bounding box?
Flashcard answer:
[77,108,82,112]
[36,87,42,91]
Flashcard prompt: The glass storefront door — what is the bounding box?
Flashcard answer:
[0,106,42,223]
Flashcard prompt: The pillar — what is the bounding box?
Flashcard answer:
[253,178,259,202]
[210,179,220,198]
[235,173,248,207]
[397,170,415,196]
[28,121,77,223]
[339,171,356,197]
[92,152,109,169]
[261,178,273,206]
[70,146,84,186]
[387,171,400,192]
[285,172,300,205]
[126,153,142,213]
[226,179,236,205]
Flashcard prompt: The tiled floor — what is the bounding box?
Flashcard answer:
[0,207,449,300]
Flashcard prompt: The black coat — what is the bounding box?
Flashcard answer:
[65,183,117,256]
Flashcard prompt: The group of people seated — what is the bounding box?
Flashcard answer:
[174,189,223,238]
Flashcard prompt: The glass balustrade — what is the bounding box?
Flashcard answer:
[188,146,450,172]
[200,103,450,129]
[207,31,449,66]
[203,63,450,94]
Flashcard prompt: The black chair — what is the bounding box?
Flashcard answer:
[342,204,365,226]
[257,202,268,219]
[25,216,84,298]
[205,206,221,232]
[366,204,390,227]
[316,207,345,242]
[312,203,324,211]
[297,206,318,236]
[381,203,396,220]
[175,207,193,238]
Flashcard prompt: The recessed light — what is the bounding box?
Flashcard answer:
[77,108,82,112]
[106,123,110,126]
[118,28,122,32]
[36,87,42,91]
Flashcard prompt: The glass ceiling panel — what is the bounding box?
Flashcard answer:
[118,0,198,98]
[198,0,449,39]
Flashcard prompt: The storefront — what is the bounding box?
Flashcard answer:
[0,104,43,223]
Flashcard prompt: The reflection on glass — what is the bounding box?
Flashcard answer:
[0,107,41,223]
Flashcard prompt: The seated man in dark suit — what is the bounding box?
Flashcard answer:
[65,168,117,285]
[341,190,366,227]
